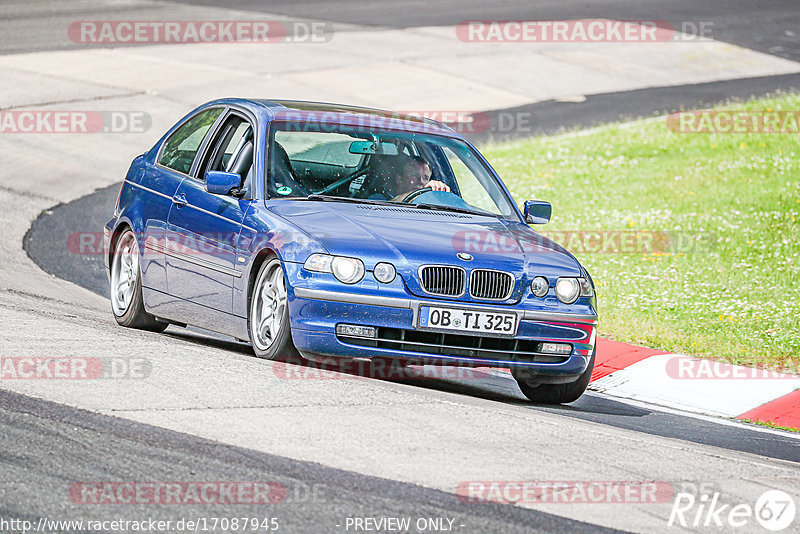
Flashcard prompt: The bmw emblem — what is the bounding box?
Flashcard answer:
[457,252,473,261]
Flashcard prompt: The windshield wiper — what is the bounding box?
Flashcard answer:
[304,195,495,217]
[413,203,499,218]
[305,194,404,207]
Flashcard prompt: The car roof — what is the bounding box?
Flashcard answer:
[207,98,462,138]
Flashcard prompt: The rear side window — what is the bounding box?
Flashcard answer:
[158,108,223,174]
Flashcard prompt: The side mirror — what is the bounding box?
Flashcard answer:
[523,200,551,224]
[205,171,241,196]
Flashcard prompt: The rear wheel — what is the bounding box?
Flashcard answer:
[110,229,168,332]
[514,350,595,404]
[248,256,299,361]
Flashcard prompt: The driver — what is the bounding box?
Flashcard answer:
[392,156,450,201]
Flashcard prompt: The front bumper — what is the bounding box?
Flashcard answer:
[289,286,597,379]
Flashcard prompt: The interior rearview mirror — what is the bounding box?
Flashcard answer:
[349,140,399,155]
[524,200,552,224]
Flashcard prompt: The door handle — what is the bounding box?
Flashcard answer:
[172,194,187,207]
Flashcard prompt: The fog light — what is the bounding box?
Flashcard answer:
[336,324,377,338]
[373,262,396,283]
[530,276,549,297]
[540,342,572,355]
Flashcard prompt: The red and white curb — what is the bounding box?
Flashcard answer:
[476,338,800,430]
[587,339,800,430]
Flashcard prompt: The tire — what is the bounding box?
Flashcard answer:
[248,256,299,361]
[110,228,168,332]
[514,349,595,404]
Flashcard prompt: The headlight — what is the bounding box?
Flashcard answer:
[304,254,365,284]
[530,276,549,297]
[331,256,365,284]
[373,262,396,283]
[555,277,592,304]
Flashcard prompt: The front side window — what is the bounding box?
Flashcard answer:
[266,122,518,220]
[158,108,223,175]
[200,116,253,177]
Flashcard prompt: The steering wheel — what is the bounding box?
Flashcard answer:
[401,187,432,203]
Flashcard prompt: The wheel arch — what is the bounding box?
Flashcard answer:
[108,220,134,268]
[247,248,280,302]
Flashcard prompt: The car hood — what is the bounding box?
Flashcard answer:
[269,200,583,299]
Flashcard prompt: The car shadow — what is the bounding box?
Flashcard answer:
[162,326,651,418]
[390,371,652,418]
[162,327,253,355]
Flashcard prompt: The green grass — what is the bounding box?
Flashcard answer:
[739,418,800,433]
[482,92,800,372]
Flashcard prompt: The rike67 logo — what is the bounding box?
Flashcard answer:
[669,489,796,531]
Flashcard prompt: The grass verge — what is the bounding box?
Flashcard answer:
[739,418,800,433]
[483,92,800,372]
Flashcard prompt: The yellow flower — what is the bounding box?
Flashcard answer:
[711,144,717,148]
[739,142,747,149]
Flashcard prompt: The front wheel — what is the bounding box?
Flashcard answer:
[248,256,299,361]
[513,350,595,404]
[110,229,168,332]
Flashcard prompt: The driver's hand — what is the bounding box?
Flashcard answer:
[426,180,451,192]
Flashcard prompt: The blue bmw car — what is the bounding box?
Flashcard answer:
[105,98,598,403]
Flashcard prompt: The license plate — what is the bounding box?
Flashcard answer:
[417,306,518,335]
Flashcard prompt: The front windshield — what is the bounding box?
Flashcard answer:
[266,122,518,220]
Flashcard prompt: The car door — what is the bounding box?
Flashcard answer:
[140,106,224,298]
[164,110,255,314]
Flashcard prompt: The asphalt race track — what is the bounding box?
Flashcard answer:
[24,183,800,463]
[4,1,800,533]
[1,388,614,533]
